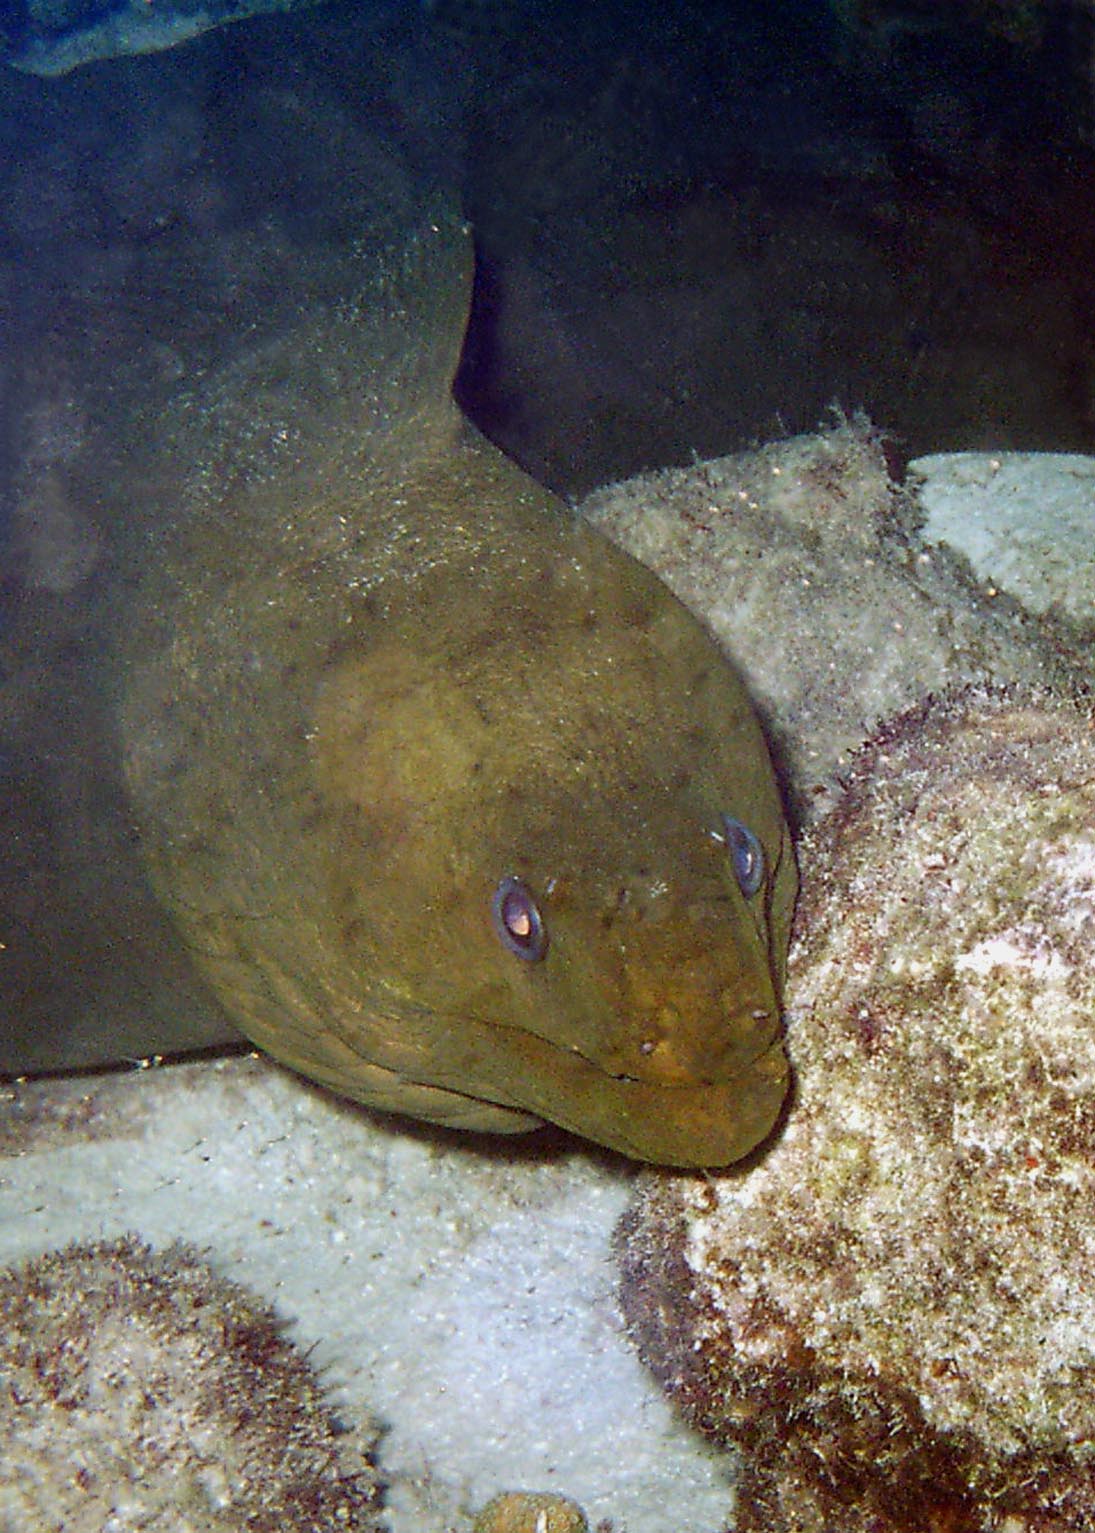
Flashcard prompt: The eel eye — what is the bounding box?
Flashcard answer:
[492,876,549,961]
[719,814,765,899]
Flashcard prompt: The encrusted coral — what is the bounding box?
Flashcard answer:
[619,685,1095,1532]
[583,422,1081,816]
[0,1235,380,1533]
[472,1489,590,1533]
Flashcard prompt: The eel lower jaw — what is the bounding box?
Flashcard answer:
[457,1027,791,1168]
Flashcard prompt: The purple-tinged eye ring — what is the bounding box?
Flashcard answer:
[492,876,549,961]
[720,814,765,899]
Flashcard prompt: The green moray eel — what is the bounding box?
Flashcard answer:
[112,199,796,1168]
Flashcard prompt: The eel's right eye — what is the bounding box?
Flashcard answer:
[492,876,549,961]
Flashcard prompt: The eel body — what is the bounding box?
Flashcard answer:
[102,199,793,1166]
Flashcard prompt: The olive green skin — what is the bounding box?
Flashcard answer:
[119,207,795,1167]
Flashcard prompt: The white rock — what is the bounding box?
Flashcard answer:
[911,450,1095,626]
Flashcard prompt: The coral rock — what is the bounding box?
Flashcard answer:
[0,1235,380,1533]
[619,686,1095,1532]
[472,1489,590,1533]
[582,422,1082,818]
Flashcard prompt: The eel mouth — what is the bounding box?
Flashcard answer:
[504,1033,790,1167]
[243,989,790,1167]
[417,1015,791,1168]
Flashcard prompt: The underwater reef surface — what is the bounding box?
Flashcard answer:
[6,0,402,75]
[582,419,1089,820]
[471,1491,589,1533]
[912,448,1095,630]
[0,1234,382,1531]
[618,684,1095,1531]
[4,428,1093,1532]
[588,422,1095,1530]
[0,1057,727,1533]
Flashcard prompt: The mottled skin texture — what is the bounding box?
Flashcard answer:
[118,205,795,1166]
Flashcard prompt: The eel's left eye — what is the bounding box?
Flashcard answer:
[492,876,549,961]
[719,814,765,899]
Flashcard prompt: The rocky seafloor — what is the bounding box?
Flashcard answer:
[4,0,1095,1522]
[598,425,1095,1532]
[4,421,1095,1531]
[1,1235,384,1530]
[620,683,1095,1532]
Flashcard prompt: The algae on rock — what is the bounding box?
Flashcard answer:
[619,685,1095,1532]
[0,1235,381,1533]
[581,419,1084,820]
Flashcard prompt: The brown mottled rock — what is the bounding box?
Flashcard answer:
[618,685,1095,1532]
[0,1235,381,1532]
[473,1489,590,1533]
[582,420,1083,817]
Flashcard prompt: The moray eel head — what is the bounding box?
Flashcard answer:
[282,518,796,1168]
[115,210,794,1168]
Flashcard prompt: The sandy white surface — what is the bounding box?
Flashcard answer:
[911,450,1095,624]
[0,1056,736,1533]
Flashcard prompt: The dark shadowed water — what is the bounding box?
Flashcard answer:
[2,0,1095,1073]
